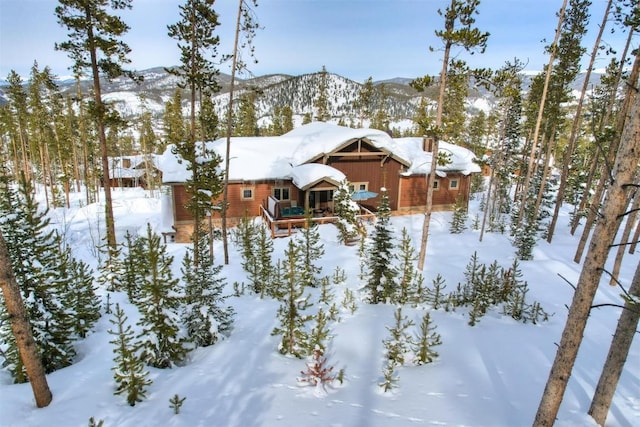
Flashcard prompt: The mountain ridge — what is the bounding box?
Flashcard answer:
[0,66,605,129]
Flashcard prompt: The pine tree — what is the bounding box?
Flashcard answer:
[382,307,415,366]
[354,76,375,127]
[0,175,76,375]
[109,304,152,406]
[396,228,422,305]
[167,0,224,265]
[181,226,234,347]
[305,307,332,355]
[134,224,187,368]
[370,84,390,131]
[296,211,325,288]
[417,0,489,270]
[0,229,52,406]
[425,274,447,310]
[121,230,145,300]
[163,89,187,146]
[314,66,331,122]
[271,240,313,358]
[96,241,126,293]
[412,311,442,365]
[66,254,101,339]
[236,92,259,136]
[363,189,396,304]
[56,0,140,255]
[449,193,468,233]
[379,360,399,393]
[298,346,337,394]
[333,180,362,244]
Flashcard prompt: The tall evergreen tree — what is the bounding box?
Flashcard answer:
[363,188,397,304]
[221,0,260,265]
[65,252,101,339]
[56,0,140,255]
[314,66,331,122]
[355,76,375,127]
[396,228,424,305]
[271,240,313,358]
[0,175,76,375]
[0,229,52,406]
[418,0,489,269]
[295,211,325,288]
[134,224,187,368]
[236,92,260,136]
[333,180,362,244]
[181,226,234,347]
[109,304,152,406]
[167,0,224,265]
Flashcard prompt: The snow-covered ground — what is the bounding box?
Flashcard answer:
[0,186,638,427]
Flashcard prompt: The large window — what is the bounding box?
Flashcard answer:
[449,179,459,190]
[273,187,290,201]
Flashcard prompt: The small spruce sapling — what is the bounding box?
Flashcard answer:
[298,346,337,393]
[449,193,468,234]
[412,311,442,365]
[88,417,104,427]
[271,240,313,357]
[169,394,187,414]
[109,304,152,406]
[379,360,399,393]
[425,274,447,309]
[382,307,414,366]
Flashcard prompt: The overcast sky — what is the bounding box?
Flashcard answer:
[0,0,635,83]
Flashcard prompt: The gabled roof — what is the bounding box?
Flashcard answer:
[159,122,480,184]
[291,163,346,191]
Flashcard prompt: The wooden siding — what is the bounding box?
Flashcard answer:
[318,139,403,211]
[398,173,472,212]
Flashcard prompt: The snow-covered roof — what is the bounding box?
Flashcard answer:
[108,167,145,180]
[291,163,346,190]
[160,122,480,184]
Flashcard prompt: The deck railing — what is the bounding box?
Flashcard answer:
[260,205,376,238]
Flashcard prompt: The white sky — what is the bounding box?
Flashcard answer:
[0,0,636,83]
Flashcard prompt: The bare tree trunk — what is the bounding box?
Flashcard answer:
[609,188,639,285]
[480,114,507,242]
[588,258,640,425]
[547,0,612,243]
[533,131,555,218]
[570,150,599,235]
[0,230,52,408]
[628,216,640,254]
[574,172,606,263]
[533,62,640,427]
[571,28,635,237]
[517,0,567,227]
[86,13,117,255]
[417,137,439,270]
[222,0,244,266]
[574,51,640,263]
[417,0,453,270]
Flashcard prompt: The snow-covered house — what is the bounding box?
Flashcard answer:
[160,122,480,241]
[105,154,162,189]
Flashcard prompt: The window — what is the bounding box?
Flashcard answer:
[348,182,369,193]
[273,187,290,201]
[241,187,254,200]
[432,180,440,191]
[449,179,459,190]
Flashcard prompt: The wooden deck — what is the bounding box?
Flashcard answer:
[260,205,376,238]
